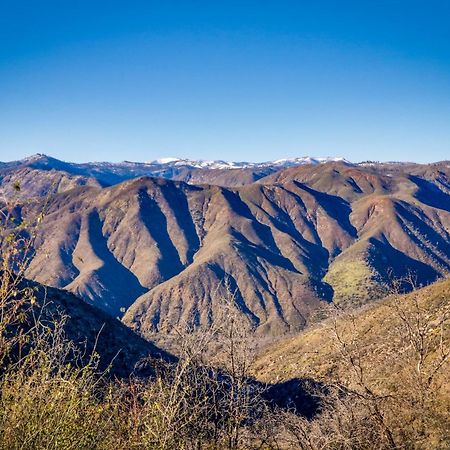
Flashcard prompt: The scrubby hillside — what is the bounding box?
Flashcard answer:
[263,161,450,306]
[27,280,173,377]
[253,277,450,383]
[3,159,448,340]
[252,278,450,448]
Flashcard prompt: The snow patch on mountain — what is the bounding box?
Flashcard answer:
[151,157,181,164]
[145,156,350,170]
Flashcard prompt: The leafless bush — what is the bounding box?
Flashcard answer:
[0,221,280,450]
[1,186,448,449]
[0,187,43,367]
[133,279,279,449]
[279,274,450,449]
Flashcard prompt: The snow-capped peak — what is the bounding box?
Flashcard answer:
[148,156,349,170]
[272,156,347,165]
[150,157,181,164]
[21,153,49,162]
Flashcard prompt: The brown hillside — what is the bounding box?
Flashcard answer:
[7,161,448,340]
[17,279,173,377]
[252,278,450,385]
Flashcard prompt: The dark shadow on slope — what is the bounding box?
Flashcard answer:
[138,188,184,278]
[3,278,175,379]
[292,181,357,238]
[263,378,323,419]
[222,188,296,261]
[368,236,440,290]
[259,188,331,277]
[346,176,364,193]
[83,210,147,315]
[277,185,324,243]
[231,228,300,273]
[310,278,334,301]
[9,277,327,419]
[395,201,450,271]
[158,183,201,264]
[207,248,295,328]
[409,175,450,212]
[209,264,261,327]
[52,218,82,286]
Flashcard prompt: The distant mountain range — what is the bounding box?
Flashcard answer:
[147,155,349,169]
[0,153,349,194]
[7,153,349,170]
[1,154,449,341]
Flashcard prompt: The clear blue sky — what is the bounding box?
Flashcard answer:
[1,1,449,163]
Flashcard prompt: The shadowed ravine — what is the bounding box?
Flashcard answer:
[6,159,449,338]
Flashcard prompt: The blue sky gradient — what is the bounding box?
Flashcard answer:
[1,1,449,163]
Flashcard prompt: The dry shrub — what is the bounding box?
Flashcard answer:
[0,320,115,450]
[0,214,277,450]
[1,190,448,449]
[0,190,41,367]
[278,277,450,450]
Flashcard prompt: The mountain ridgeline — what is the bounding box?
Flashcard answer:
[2,155,450,339]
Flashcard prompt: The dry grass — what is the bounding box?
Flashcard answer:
[253,278,450,448]
[2,189,450,449]
[0,209,276,449]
